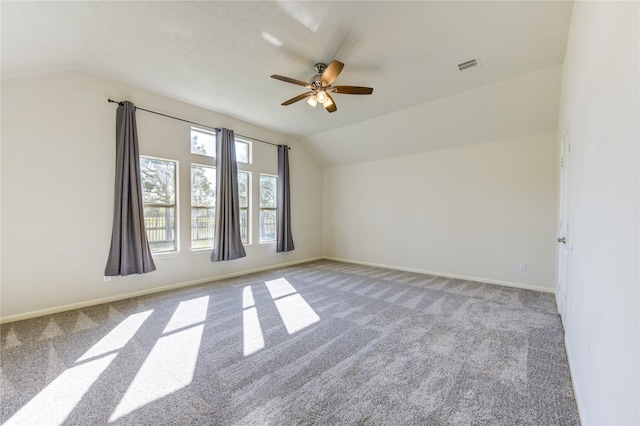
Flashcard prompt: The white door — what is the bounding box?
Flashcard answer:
[557,126,572,322]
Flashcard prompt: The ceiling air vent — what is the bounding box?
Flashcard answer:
[457,58,480,72]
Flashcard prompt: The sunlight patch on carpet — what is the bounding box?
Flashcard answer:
[163,296,209,333]
[110,297,208,421]
[4,353,118,426]
[243,307,265,356]
[242,286,265,356]
[7,311,154,424]
[109,324,204,421]
[77,310,153,362]
[265,277,297,299]
[266,278,320,335]
[242,285,255,309]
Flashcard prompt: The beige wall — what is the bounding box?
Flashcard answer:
[1,70,324,320]
[324,133,558,291]
[558,1,639,424]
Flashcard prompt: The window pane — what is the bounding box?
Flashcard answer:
[238,172,248,207]
[240,208,248,244]
[191,207,215,249]
[190,129,250,164]
[260,175,277,208]
[140,157,176,204]
[191,165,216,207]
[259,174,277,243]
[260,209,276,242]
[144,206,176,252]
[191,128,216,157]
[191,164,216,249]
[140,156,177,254]
[235,140,249,163]
[238,171,249,244]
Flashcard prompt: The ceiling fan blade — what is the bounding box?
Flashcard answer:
[324,93,337,113]
[333,86,374,95]
[321,60,344,86]
[281,92,312,106]
[271,75,310,87]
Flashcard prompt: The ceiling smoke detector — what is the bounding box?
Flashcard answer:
[458,57,481,72]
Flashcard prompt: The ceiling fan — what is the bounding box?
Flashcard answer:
[271,60,373,113]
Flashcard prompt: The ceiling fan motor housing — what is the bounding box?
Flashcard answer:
[311,63,328,88]
[310,75,323,88]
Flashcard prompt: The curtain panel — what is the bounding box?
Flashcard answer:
[212,128,247,261]
[104,101,156,276]
[277,144,295,252]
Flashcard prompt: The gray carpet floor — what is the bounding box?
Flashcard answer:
[1,260,580,425]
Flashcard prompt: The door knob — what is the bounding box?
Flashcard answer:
[557,237,566,244]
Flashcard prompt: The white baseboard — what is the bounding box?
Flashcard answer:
[0,257,323,324]
[322,256,555,294]
[1,256,553,324]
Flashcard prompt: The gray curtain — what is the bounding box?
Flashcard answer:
[277,145,295,252]
[105,101,156,276]
[212,128,247,261]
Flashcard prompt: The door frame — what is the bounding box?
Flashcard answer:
[557,124,572,323]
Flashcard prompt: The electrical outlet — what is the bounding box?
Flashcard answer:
[518,262,527,272]
[104,276,111,282]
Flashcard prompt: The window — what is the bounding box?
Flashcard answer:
[190,165,250,249]
[140,156,178,253]
[191,128,251,164]
[191,164,216,249]
[259,174,277,243]
[190,128,216,158]
[238,171,250,244]
[235,138,250,164]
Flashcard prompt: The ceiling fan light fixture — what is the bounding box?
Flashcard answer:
[316,91,328,104]
[322,96,333,108]
[307,95,318,107]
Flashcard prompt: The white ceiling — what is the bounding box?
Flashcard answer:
[305,64,563,166]
[2,1,573,145]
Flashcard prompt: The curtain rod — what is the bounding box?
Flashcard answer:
[107,99,289,149]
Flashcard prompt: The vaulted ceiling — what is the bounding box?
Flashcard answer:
[2,1,573,164]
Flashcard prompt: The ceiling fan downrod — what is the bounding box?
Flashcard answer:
[313,63,327,74]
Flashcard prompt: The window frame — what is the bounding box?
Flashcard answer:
[190,127,252,164]
[190,127,216,158]
[259,173,278,244]
[190,163,216,251]
[189,165,252,250]
[139,155,179,256]
[234,137,252,165]
[237,170,251,245]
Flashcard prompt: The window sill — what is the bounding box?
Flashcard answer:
[191,243,252,255]
[191,248,213,255]
[152,251,180,259]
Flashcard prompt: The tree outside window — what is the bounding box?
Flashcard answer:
[190,166,249,248]
[191,164,216,249]
[260,174,277,242]
[191,128,251,164]
[140,156,177,253]
[238,171,250,244]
